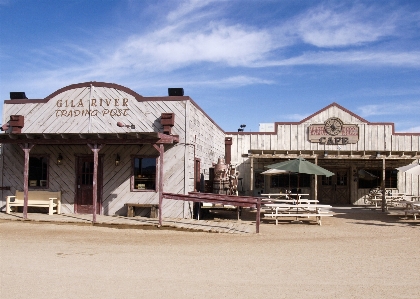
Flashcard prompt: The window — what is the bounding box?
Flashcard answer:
[270,173,310,189]
[254,172,264,189]
[29,156,49,188]
[132,157,157,191]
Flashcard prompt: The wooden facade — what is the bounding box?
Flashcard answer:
[0,82,225,218]
[226,103,420,205]
[1,85,420,212]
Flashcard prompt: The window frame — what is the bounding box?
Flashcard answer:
[28,154,49,189]
[131,155,158,192]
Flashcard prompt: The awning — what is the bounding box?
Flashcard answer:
[358,169,378,180]
[0,132,179,145]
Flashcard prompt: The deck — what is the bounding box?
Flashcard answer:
[0,212,255,234]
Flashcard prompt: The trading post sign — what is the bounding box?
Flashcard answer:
[309,117,359,145]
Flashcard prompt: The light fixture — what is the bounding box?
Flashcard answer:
[115,154,120,166]
[324,151,328,157]
[57,153,63,165]
[376,152,381,158]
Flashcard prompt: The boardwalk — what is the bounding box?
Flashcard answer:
[0,212,256,234]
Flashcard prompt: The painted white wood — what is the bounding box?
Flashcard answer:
[1,84,225,217]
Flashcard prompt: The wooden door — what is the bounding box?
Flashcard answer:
[318,169,349,204]
[75,156,102,214]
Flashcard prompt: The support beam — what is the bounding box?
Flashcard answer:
[382,158,386,212]
[19,143,34,219]
[314,155,318,202]
[88,143,104,223]
[153,144,164,227]
[250,156,254,196]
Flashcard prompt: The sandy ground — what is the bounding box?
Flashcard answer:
[1,207,420,299]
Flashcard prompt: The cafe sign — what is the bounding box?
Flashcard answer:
[309,117,359,145]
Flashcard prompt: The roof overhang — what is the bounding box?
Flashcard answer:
[0,132,179,145]
[245,149,420,160]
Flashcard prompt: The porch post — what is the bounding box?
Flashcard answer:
[382,158,386,212]
[19,143,34,220]
[250,156,254,196]
[153,144,164,227]
[88,143,103,223]
[314,156,318,202]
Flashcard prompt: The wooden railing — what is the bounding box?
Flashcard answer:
[162,192,261,233]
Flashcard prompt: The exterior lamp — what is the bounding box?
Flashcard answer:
[324,151,328,157]
[115,154,120,166]
[57,153,63,165]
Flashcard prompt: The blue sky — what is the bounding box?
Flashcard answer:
[1,0,419,132]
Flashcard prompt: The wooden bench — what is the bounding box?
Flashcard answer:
[125,203,159,218]
[6,190,61,215]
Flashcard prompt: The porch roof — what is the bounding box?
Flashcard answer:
[245,149,420,160]
[0,132,179,145]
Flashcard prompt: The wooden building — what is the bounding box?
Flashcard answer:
[226,103,420,204]
[0,82,225,217]
[1,83,419,215]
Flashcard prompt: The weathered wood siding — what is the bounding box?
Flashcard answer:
[1,84,225,217]
[227,103,420,201]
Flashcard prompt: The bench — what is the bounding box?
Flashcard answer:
[124,203,159,218]
[404,209,420,220]
[6,190,61,215]
[264,212,333,225]
[263,203,333,226]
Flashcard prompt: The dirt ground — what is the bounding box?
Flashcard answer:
[1,207,420,299]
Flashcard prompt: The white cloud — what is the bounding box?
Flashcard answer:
[257,50,420,68]
[405,126,420,133]
[192,75,274,87]
[292,4,397,48]
[358,101,420,117]
[107,24,273,72]
[166,0,222,22]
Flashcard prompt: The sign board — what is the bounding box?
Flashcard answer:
[309,117,359,145]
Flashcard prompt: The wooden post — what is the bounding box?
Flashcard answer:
[19,143,34,220]
[314,156,318,202]
[382,158,386,212]
[88,143,103,223]
[256,199,261,233]
[153,144,164,227]
[250,156,254,196]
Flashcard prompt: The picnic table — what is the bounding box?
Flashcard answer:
[263,203,333,225]
[399,199,420,220]
[369,193,409,209]
[261,197,319,204]
[261,193,309,200]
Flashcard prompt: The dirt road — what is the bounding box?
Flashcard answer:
[1,208,420,299]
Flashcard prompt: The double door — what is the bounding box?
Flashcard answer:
[318,169,349,204]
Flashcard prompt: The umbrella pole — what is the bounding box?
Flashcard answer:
[297,174,300,204]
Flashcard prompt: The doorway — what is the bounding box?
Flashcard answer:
[75,155,103,214]
[318,169,350,204]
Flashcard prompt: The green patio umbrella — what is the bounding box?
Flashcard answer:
[266,157,334,202]
[267,157,334,176]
